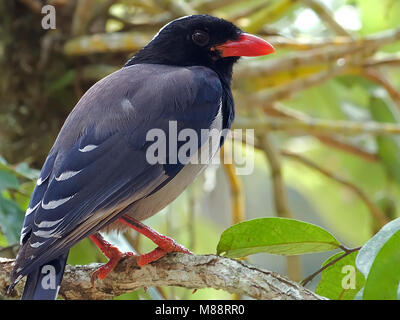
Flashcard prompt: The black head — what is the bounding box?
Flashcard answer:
[125,15,274,81]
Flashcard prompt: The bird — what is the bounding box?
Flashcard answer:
[8,14,274,300]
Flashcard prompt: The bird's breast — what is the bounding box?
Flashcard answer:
[106,100,224,228]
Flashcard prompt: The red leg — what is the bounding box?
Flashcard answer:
[136,247,167,266]
[118,215,192,266]
[89,233,135,285]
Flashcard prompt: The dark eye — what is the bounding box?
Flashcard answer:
[192,30,209,47]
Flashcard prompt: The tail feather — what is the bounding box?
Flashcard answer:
[20,252,69,300]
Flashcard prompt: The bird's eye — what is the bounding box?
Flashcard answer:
[192,30,209,47]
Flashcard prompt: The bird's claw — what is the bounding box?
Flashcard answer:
[90,252,135,287]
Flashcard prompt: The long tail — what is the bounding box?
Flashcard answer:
[21,252,69,300]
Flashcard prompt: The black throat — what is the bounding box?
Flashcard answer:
[212,58,236,131]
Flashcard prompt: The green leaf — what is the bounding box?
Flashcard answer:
[369,94,400,183]
[369,94,400,123]
[356,217,400,299]
[216,217,340,258]
[0,170,19,191]
[13,163,40,180]
[0,158,38,181]
[13,181,35,210]
[362,229,400,300]
[316,251,365,300]
[0,196,25,244]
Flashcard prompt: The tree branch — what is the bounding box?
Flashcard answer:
[236,27,400,80]
[262,104,379,162]
[233,116,400,136]
[363,68,400,109]
[0,254,323,300]
[251,61,349,106]
[281,150,389,228]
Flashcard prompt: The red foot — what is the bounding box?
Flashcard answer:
[137,247,167,266]
[89,233,135,285]
[89,217,193,284]
[118,215,192,266]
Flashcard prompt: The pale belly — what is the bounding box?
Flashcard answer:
[127,160,209,221]
[103,105,224,231]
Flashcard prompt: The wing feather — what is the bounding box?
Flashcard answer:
[12,64,223,281]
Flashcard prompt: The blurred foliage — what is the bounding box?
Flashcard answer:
[0,157,38,245]
[1,0,400,300]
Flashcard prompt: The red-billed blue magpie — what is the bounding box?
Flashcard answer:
[9,14,274,299]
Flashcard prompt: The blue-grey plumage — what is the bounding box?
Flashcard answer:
[20,253,68,300]
[9,14,274,299]
[11,64,224,290]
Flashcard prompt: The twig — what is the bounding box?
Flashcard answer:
[235,27,400,83]
[265,35,353,51]
[63,31,152,56]
[243,0,297,34]
[313,135,379,162]
[233,116,400,136]
[88,0,119,31]
[363,27,400,49]
[234,48,350,80]
[258,134,302,281]
[259,135,291,218]
[263,104,379,162]
[71,0,96,36]
[281,150,389,228]
[225,1,267,22]
[363,68,400,109]
[251,61,349,106]
[61,25,400,59]
[301,0,352,37]
[106,14,167,31]
[0,255,324,300]
[220,144,246,224]
[364,56,400,69]
[300,246,361,287]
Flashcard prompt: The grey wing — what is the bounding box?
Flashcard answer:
[12,64,223,281]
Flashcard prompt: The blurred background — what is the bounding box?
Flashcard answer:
[1,0,400,299]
